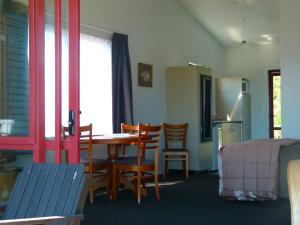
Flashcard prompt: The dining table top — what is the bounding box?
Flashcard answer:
[90,133,138,145]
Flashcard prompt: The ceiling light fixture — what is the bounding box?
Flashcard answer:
[261,34,273,42]
[266,36,273,41]
[241,17,247,44]
[240,17,251,50]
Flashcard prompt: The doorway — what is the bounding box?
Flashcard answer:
[0,0,81,163]
[268,70,281,138]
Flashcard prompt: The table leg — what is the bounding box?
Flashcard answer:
[106,144,112,199]
[119,176,148,196]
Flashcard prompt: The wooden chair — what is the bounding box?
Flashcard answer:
[80,124,109,203]
[162,123,189,179]
[112,124,161,204]
[287,160,300,225]
[64,124,109,204]
[0,163,88,225]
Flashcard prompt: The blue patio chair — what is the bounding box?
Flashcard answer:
[0,163,88,225]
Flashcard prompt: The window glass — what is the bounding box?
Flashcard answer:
[0,1,29,137]
[80,33,112,134]
[273,76,281,128]
[0,150,32,201]
[45,29,112,137]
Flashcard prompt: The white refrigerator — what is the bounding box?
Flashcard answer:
[211,77,251,170]
[216,77,251,141]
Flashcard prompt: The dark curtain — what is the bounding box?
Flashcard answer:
[112,33,134,133]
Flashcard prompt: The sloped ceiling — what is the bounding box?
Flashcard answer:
[177,0,280,48]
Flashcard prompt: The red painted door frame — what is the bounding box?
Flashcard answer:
[54,0,63,163]
[46,0,81,163]
[66,0,80,163]
[34,0,46,162]
[0,0,80,164]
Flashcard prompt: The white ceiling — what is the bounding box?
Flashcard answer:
[177,0,280,48]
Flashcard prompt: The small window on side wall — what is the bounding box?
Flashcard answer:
[200,75,212,142]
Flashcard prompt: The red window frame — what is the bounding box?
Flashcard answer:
[0,0,42,159]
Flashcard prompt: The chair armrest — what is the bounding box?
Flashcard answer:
[0,215,83,225]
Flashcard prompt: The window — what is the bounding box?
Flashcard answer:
[45,27,112,137]
[268,70,281,139]
[79,33,112,134]
[0,7,29,136]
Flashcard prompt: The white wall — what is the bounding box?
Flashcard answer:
[224,43,280,139]
[280,0,300,138]
[81,0,225,171]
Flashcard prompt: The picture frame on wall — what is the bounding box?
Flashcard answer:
[138,63,153,87]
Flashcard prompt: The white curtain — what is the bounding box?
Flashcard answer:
[80,33,112,134]
[45,26,112,137]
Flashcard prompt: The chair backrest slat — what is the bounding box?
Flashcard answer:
[163,123,188,149]
[64,124,93,173]
[121,123,139,134]
[79,124,92,152]
[15,164,42,219]
[4,164,34,219]
[120,123,139,155]
[43,164,68,217]
[138,124,161,153]
[52,165,81,216]
[3,163,87,221]
[61,165,86,216]
[25,164,52,218]
[34,164,60,217]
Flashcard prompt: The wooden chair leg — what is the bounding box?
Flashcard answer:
[105,174,110,199]
[165,155,169,177]
[132,178,138,197]
[137,171,141,204]
[112,165,117,200]
[155,169,160,200]
[185,154,189,179]
[142,172,146,188]
[89,174,94,204]
[182,157,185,172]
[163,154,166,178]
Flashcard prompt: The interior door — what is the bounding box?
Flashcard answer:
[0,0,80,163]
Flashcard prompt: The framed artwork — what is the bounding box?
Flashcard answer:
[138,63,153,87]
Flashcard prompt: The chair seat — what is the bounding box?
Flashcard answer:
[162,148,188,152]
[114,157,154,166]
[80,158,109,165]
[117,155,139,161]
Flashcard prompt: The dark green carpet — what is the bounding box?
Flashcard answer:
[82,173,290,225]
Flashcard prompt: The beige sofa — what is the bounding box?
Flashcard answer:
[279,142,300,198]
